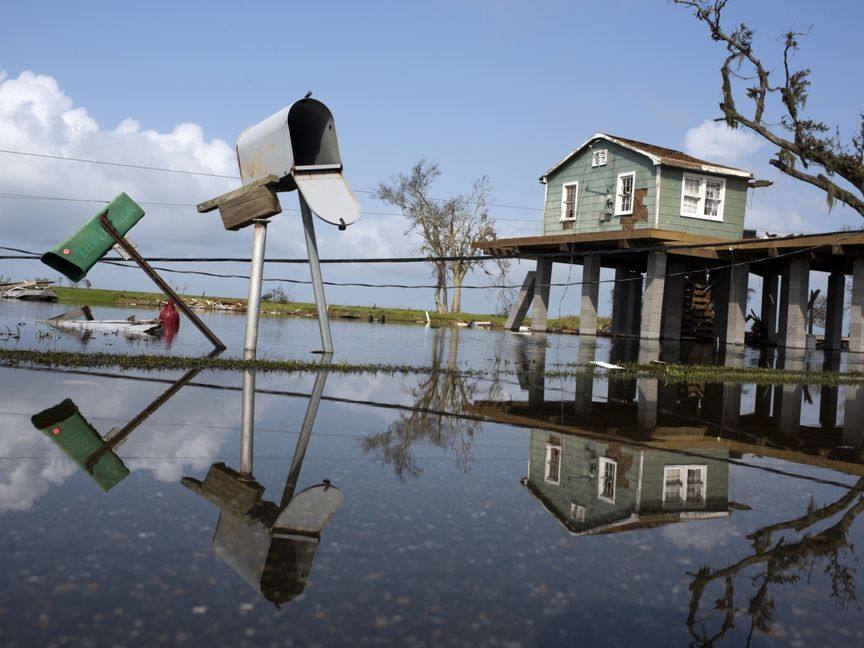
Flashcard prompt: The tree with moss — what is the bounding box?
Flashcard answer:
[674,0,864,216]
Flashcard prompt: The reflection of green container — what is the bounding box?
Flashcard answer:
[41,193,145,282]
[31,398,129,491]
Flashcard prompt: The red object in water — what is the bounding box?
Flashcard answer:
[159,299,180,337]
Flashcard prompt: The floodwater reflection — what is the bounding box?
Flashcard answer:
[182,363,342,606]
[4,326,864,645]
[361,327,482,479]
[687,478,864,645]
[29,368,201,491]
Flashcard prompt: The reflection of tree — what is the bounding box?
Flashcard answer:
[360,328,481,479]
[687,478,864,646]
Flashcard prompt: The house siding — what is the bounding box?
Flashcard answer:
[657,169,748,239]
[543,143,656,236]
[541,138,749,239]
[526,430,730,533]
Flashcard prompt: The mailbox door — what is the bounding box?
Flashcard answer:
[294,173,361,227]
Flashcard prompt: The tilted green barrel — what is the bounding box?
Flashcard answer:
[31,398,130,491]
[41,193,145,282]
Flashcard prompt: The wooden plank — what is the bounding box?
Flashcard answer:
[196,175,281,213]
[218,185,282,231]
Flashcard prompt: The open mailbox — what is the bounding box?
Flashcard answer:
[199,97,360,231]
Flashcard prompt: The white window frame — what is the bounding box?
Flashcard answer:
[680,173,726,222]
[545,443,562,485]
[570,503,586,522]
[597,457,617,503]
[615,172,635,216]
[662,465,708,508]
[592,149,608,167]
[560,181,579,221]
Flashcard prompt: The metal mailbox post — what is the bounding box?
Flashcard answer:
[198,96,361,358]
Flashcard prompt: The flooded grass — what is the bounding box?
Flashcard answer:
[2,347,862,385]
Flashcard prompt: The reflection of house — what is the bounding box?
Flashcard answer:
[523,430,729,535]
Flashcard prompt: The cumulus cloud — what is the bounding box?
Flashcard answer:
[684,119,764,164]
[0,66,436,306]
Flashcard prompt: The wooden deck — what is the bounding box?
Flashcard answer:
[473,228,864,275]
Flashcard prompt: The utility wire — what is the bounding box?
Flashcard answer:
[0,148,239,179]
[0,243,823,291]
[0,148,544,212]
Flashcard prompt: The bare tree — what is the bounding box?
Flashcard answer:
[375,160,507,313]
[359,328,480,479]
[674,0,864,216]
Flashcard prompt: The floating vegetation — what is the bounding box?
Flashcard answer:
[1,348,863,386]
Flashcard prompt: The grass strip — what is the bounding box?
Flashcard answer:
[2,348,863,386]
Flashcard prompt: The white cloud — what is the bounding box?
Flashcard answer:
[684,119,764,164]
[0,67,436,306]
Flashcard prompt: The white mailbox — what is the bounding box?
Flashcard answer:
[236,98,360,229]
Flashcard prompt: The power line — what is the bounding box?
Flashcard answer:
[0,242,824,291]
[0,148,239,179]
[0,191,544,223]
[0,147,544,212]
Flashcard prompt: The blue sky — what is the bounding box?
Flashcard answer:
[2,0,863,314]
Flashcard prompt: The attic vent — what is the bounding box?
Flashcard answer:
[570,503,586,521]
[592,149,608,167]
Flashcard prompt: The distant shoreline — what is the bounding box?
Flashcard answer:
[51,286,595,333]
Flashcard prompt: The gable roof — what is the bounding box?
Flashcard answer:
[541,132,753,182]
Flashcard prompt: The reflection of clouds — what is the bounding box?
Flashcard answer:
[659,520,738,551]
[327,374,412,425]
[0,414,77,512]
[124,421,229,482]
[0,367,242,508]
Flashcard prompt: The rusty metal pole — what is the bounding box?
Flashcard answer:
[299,195,334,354]
[98,213,226,351]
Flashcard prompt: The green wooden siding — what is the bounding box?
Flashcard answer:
[542,139,749,239]
[526,430,729,533]
[527,431,641,532]
[657,169,748,239]
[543,143,656,236]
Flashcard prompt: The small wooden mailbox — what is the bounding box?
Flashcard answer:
[198,97,360,231]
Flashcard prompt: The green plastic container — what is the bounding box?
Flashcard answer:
[31,398,130,491]
[41,193,145,282]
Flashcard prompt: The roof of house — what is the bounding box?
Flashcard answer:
[540,132,753,182]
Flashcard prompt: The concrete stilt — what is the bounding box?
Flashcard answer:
[636,342,660,428]
[505,270,536,331]
[823,270,846,351]
[625,271,643,337]
[527,335,547,407]
[660,259,684,341]
[574,337,597,415]
[611,266,629,336]
[778,260,809,349]
[712,265,749,345]
[641,252,666,341]
[774,353,804,440]
[579,255,601,335]
[530,259,553,333]
[844,357,864,447]
[849,259,864,353]
[760,273,779,344]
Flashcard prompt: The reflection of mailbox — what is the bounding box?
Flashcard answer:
[199,97,360,231]
[31,399,129,491]
[184,469,342,605]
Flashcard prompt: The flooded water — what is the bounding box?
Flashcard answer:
[2,299,864,646]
